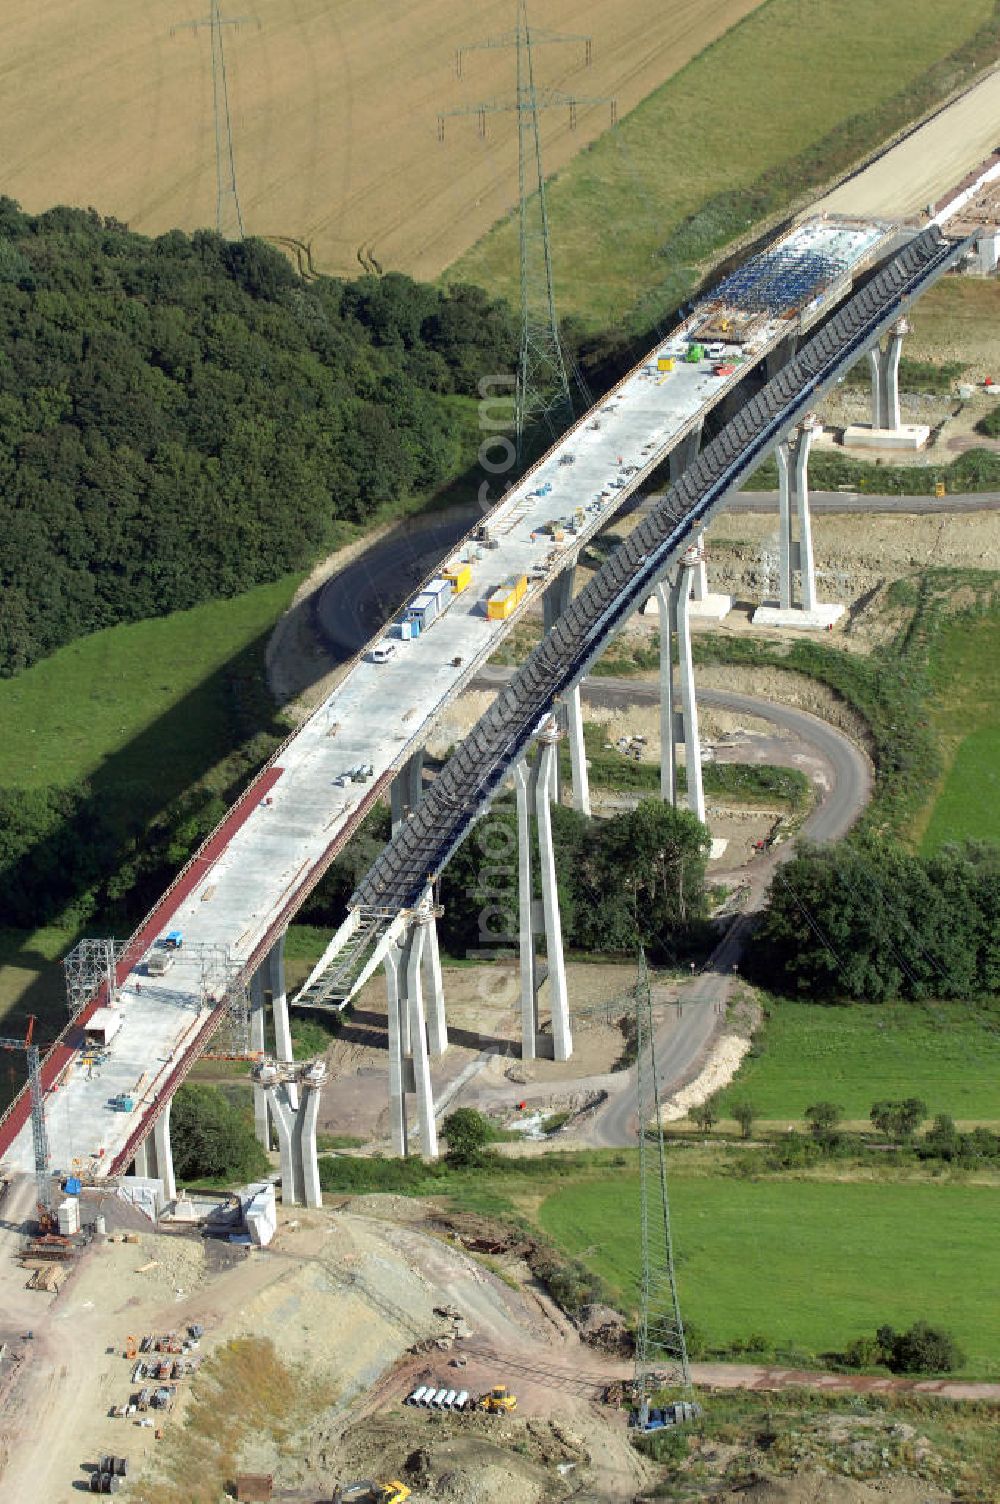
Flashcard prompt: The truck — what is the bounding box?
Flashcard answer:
[146,949,174,977]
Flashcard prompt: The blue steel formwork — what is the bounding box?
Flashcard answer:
[708,248,848,316]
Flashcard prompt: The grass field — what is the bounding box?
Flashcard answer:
[452,0,996,328]
[712,1000,1000,1124]
[0,575,300,794]
[919,602,1000,852]
[3,0,762,283]
[538,1175,1000,1373]
[0,575,302,1031]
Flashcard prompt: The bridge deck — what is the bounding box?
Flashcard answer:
[0,217,900,1178]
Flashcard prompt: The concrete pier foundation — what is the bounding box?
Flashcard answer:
[753,414,844,630]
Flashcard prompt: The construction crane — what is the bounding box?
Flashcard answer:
[0,1016,56,1232]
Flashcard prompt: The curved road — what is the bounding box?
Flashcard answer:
[465,670,872,1145]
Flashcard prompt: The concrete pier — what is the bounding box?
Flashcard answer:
[250,964,270,1146]
[753,414,844,630]
[514,726,572,1063]
[383,893,441,1159]
[656,558,705,824]
[543,565,590,814]
[868,316,909,432]
[390,748,425,833]
[255,1059,326,1208]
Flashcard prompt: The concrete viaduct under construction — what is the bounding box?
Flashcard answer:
[0,205,987,1213]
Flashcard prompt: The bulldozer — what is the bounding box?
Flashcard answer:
[479,1384,517,1415]
[332,1481,410,1504]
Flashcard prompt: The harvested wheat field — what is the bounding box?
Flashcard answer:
[4,0,764,279]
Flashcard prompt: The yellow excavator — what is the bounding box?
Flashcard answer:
[332,1481,410,1504]
[479,1384,517,1414]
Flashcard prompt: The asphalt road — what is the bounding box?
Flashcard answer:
[312,491,998,665]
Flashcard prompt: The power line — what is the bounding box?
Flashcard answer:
[172,2,257,239]
[440,1,615,461]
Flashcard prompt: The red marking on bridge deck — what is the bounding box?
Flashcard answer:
[0,766,285,1163]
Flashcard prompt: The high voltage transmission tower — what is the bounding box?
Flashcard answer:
[633,949,692,1421]
[172,1,257,239]
[439,1,616,460]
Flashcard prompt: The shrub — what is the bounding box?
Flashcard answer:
[171,1083,269,1185]
[876,1321,965,1374]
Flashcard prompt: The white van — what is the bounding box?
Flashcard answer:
[368,642,397,664]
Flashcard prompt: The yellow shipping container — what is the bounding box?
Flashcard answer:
[443,561,472,594]
[487,589,516,621]
[509,572,527,604]
[657,357,674,372]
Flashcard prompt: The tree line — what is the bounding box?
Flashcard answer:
[748,839,999,1002]
[0,199,515,677]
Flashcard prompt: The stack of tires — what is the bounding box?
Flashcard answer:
[90,1456,128,1491]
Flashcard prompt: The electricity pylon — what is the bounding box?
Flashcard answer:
[172,1,256,239]
[440,1,615,460]
[633,949,692,1420]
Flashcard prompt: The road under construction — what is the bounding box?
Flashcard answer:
[0,188,991,1204]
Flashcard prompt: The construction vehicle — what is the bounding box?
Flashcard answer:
[479,1384,517,1414]
[332,1482,410,1504]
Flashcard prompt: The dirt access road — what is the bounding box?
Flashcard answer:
[816,65,1000,220]
[3,0,763,280]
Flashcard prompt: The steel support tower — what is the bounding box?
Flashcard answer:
[633,951,691,1418]
[173,0,252,239]
[440,2,614,459]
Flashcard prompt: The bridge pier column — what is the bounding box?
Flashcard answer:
[256,1061,326,1208]
[514,727,572,1063]
[421,907,448,1058]
[656,564,705,825]
[868,317,908,432]
[390,749,425,834]
[765,332,799,381]
[542,564,590,814]
[268,932,298,1108]
[250,964,270,1147]
[151,1100,176,1203]
[753,415,843,630]
[132,1138,151,1179]
[666,422,730,620]
[381,894,439,1159]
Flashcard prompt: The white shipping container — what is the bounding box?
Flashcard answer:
[57,1198,80,1235]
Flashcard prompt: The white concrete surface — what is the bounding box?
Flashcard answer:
[843,423,931,450]
[751,603,845,630]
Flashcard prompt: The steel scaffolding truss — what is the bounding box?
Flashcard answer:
[63,938,125,1018]
[187,942,251,1057]
[709,247,846,317]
